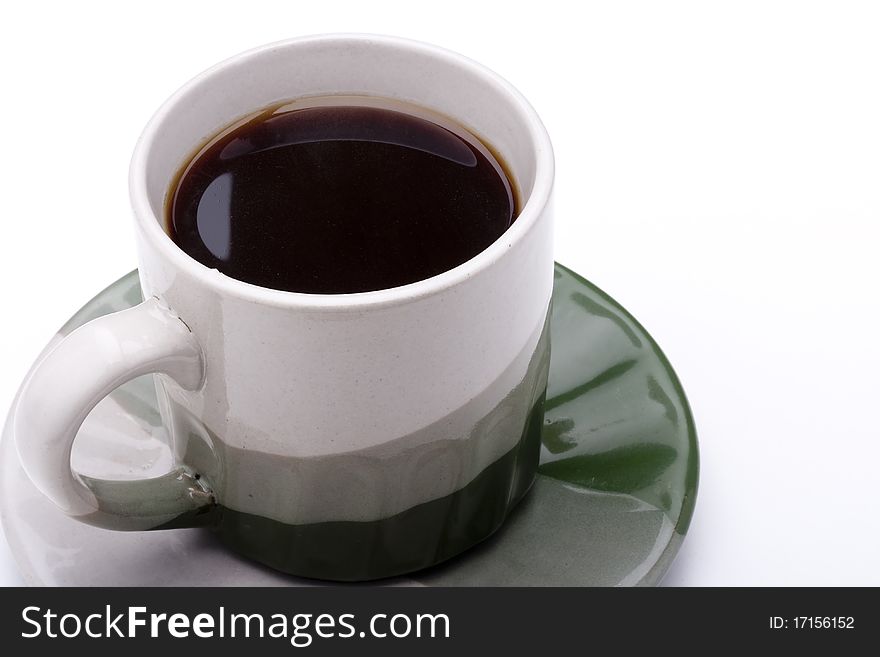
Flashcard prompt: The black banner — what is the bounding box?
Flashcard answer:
[0,587,873,654]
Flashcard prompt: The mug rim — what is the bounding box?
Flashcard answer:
[129,33,554,310]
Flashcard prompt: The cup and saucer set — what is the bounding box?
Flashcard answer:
[0,35,697,587]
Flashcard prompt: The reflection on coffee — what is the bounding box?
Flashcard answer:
[167,96,518,294]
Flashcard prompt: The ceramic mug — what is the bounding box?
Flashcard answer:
[14,34,555,581]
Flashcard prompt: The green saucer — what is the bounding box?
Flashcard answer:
[0,264,697,586]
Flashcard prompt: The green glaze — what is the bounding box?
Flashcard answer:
[412,264,698,586]
[214,393,546,581]
[540,264,698,535]
[10,264,697,585]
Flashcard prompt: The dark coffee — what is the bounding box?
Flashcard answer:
[167,97,518,294]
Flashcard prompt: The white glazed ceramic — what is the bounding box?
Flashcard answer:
[12,35,554,580]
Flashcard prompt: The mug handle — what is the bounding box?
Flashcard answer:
[13,297,216,531]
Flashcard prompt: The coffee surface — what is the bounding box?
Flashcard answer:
[167,98,517,294]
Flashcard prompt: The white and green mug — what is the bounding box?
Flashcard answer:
[14,34,555,580]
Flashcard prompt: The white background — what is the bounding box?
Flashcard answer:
[2,1,878,586]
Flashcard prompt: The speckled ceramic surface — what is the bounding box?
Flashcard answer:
[0,264,697,586]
